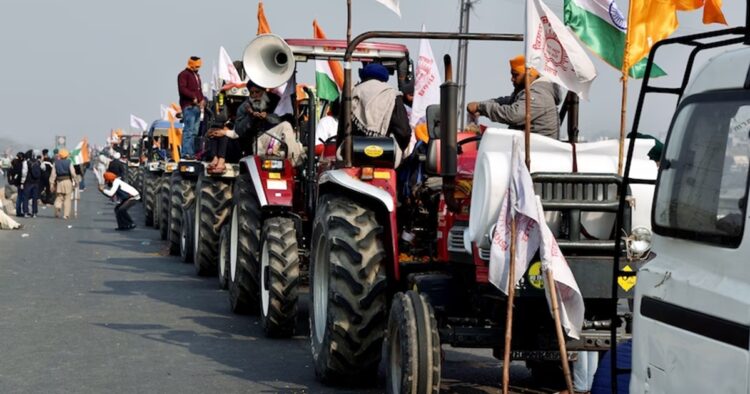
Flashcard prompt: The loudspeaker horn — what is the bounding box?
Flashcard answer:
[242,34,295,89]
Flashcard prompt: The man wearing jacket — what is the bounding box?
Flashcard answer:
[49,149,77,219]
[178,56,205,159]
[99,171,140,230]
[467,55,562,139]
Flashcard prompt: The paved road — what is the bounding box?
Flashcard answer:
[0,176,542,393]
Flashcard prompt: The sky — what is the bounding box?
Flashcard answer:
[0,0,746,150]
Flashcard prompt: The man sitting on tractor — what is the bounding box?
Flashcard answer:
[466,54,563,139]
[234,80,305,166]
[351,63,411,166]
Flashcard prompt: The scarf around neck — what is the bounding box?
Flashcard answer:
[351,79,399,137]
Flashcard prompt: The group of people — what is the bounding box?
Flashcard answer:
[5,148,80,220]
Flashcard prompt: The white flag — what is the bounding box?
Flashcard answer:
[130,114,148,131]
[211,64,219,95]
[489,138,584,339]
[160,105,177,121]
[218,46,241,84]
[410,26,442,128]
[273,79,294,116]
[525,0,597,99]
[375,0,401,17]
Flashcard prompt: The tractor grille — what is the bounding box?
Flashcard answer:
[478,247,491,261]
[448,226,467,253]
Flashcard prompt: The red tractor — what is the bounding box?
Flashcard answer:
[225,35,413,338]
[308,31,655,393]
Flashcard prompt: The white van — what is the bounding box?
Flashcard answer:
[631,46,750,393]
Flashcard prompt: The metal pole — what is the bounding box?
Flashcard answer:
[617,77,628,176]
[457,0,475,130]
[501,217,517,394]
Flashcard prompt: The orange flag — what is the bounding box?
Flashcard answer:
[167,112,182,160]
[623,0,727,75]
[313,19,345,89]
[257,1,271,35]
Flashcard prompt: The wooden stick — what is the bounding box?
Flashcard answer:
[524,67,531,170]
[617,76,628,176]
[546,268,574,393]
[501,216,517,394]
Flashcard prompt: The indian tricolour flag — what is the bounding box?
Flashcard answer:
[313,20,344,102]
[316,60,340,102]
[564,0,665,78]
[71,139,90,165]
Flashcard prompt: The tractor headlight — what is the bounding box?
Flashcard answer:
[626,226,652,259]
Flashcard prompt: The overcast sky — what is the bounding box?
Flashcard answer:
[0,0,746,149]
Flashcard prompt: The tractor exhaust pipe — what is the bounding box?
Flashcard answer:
[440,55,460,213]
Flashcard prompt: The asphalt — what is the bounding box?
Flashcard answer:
[0,174,539,394]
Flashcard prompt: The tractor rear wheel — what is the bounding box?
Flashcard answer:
[260,217,299,338]
[193,175,233,276]
[228,174,261,314]
[159,176,170,240]
[310,196,388,384]
[143,171,157,226]
[169,173,195,256]
[180,204,194,263]
[218,223,230,290]
[386,291,441,394]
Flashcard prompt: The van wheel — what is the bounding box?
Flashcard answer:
[386,291,441,394]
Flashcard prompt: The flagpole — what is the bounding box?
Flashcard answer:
[546,269,574,393]
[501,217,517,394]
[524,67,531,169]
[618,76,628,176]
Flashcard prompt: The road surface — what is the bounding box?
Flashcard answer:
[0,176,547,393]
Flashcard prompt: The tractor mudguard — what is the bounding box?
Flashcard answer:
[240,156,294,208]
[319,168,402,280]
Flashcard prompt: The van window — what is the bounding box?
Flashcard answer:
[653,91,750,247]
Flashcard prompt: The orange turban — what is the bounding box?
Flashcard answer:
[58,149,69,159]
[104,171,117,183]
[509,55,539,79]
[188,57,202,69]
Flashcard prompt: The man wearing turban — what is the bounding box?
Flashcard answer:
[177,56,205,159]
[467,55,562,139]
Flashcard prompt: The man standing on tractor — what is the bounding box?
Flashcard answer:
[178,56,205,159]
[351,63,411,165]
[466,54,563,139]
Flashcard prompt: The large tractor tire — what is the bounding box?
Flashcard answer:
[310,196,388,384]
[218,224,230,290]
[259,217,299,338]
[180,203,194,263]
[153,179,162,231]
[228,174,261,314]
[159,176,170,240]
[143,171,158,227]
[386,291,441,394]
[169,173,196,256]
[193,175,233,277]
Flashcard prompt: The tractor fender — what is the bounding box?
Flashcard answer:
[319,169,401,280]
[240,156,294,208]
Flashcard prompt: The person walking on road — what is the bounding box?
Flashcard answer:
[99,171,140,231]
[49,149,77,219]
[10,152,27,217]
[178,56,205,159]
[40,149,54,205]
[24,153,43,218]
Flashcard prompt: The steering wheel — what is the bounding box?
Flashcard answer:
[456,135,481,155]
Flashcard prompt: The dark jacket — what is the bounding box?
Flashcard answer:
[234,93,281,152]
[178,68,204,109]
[107,160,127,179]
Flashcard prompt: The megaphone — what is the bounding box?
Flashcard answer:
[242,34,295,89]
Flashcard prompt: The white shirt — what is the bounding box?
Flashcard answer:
[103,178,140,200]
[315,116,338,145]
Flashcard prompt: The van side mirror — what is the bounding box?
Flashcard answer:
[426,104,441,140]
